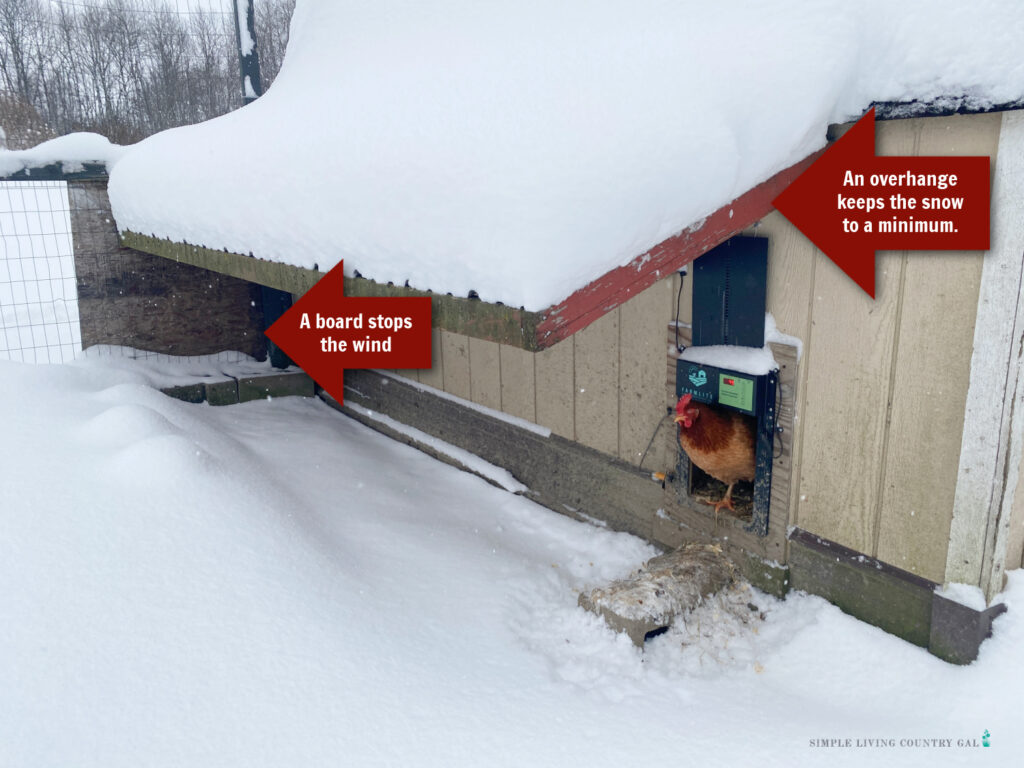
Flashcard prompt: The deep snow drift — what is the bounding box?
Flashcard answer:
[1,358,1021,767]
[107,0,1024,309]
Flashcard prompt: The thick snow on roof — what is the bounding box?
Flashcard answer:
[0,133,125,176]
[107,0,1024,311]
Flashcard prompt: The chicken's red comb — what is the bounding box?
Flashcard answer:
[676,393,692,413]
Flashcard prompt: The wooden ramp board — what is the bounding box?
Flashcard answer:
[578,544,735,646]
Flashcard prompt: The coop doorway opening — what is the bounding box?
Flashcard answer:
[672,236,776,536]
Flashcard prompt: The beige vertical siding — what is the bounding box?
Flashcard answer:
[619,280,674,470]
[440,330,471,399]
[876,250,985,581]
[468,337,502,409]
[874,115,995,581]
[423,278,678,468]
[795,116,917,557]
[789,113,996,579]
[797,250,903,554]
[573,310,620,454]
[754,211,816,533]
[535,340,574,439]
[418,327,445,389]
[499,344,536,423]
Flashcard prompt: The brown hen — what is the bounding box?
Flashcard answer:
[673,393,756,516]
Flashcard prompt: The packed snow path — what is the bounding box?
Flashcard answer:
[1,359,1021,767]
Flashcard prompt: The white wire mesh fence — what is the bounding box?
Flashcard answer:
[0,177,258,366]
[0,180,81,363]
[1,0,295,366]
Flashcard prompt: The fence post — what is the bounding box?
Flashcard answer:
[232,0,263,104]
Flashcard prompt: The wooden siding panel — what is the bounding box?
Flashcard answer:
[757,212,815,354]
[535,340,575,439]
[574,310,620,455]
[755,211,816,534]
[876,250,983,581]
[468,337,502,410]
[877,114,1000,582]
[619,280,674,470]
[796,254,903,554]
[796,118,916,556]
[499,344,536,423]
[440,330,471,400]
[419,326,445,389]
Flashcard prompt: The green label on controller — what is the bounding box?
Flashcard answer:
[718,373,754,413]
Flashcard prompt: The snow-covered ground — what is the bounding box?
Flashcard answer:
[1,357,1021,767]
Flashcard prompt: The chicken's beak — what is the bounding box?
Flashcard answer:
[672,413,685,424]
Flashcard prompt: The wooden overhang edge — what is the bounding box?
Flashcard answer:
[118,231,544,350]
[533,151,822,347]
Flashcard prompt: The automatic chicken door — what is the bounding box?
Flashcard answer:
[675,360,777,535]
[675,236,777,536]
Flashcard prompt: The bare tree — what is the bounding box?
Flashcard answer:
[0,88,55,148]
[255,0,294,91]
[0,0,48,104]
[0,0,295,146]
[189,7,236,122]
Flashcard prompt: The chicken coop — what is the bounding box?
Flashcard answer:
[7,103,1022,665]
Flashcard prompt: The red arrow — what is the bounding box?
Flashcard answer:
[772,108,990,297]
[265,261,432,406]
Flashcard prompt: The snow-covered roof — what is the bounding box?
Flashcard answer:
[0,133,124,177]
[106,0,1024,312]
